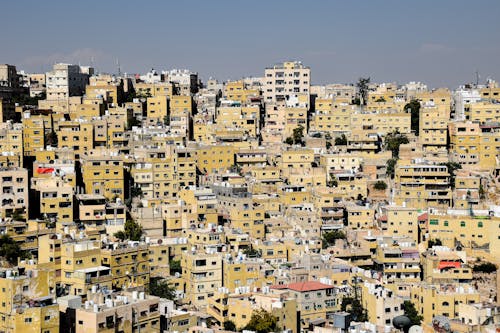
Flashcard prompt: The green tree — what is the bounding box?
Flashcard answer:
[243,309,279,333]
[243,247,261,258]
[284,137,294,145]
[405,100,421,135]
[169,259,182,275]
[428,238,442,248]
[384,131,409,158]
[322,230,346,248]
[356,77,370,105]
[386,158,397,179]
[341,297,368,322]
[373,180,387,191]
[223,320,237,331]
[473,262,497,273]
[335,134,347,146]
[0,235,28,265]
[113,219,143,241]
[127,117,141,130]
[327,178,338,188]
[402,300,423,326]
[45,130,58,147]
[440,162,462,189]
[148,277,176,300]
[130,185,143,198]
[479,184,486,200]
[10,210,24,222]
[292,125,305,145]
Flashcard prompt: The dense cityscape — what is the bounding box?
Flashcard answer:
[0,58,498,333]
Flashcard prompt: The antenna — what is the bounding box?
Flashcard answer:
[116,59,121,77]
[475,70,480,86]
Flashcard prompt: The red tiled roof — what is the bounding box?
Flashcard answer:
[270,281,332,292]
[418,212,428,222]
[378,215,388,222]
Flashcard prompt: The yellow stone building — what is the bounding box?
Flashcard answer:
[80,150,124,200]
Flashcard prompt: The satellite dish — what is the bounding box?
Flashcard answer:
[409,326,423,333]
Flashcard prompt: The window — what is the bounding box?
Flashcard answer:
[460,221,466,227]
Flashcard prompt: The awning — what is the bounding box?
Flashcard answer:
[438,261,460,270]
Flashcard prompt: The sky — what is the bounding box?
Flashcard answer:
[2,0,500,88]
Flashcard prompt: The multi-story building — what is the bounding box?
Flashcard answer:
[394,160,452,210]
[465,100,500,124]
[165,69,199,95]
[361,281,404,327]
[0,267,58,333]
[427,209,500,261]
[60,240,111,297]
[80,150,124,200]
[46,63,92,100]
[0,167,28,218]
[31,177,73,226]
[180,251,222,309]
[373,237,421,283]
[208,291,298,333]
[0,122,23,165]
[410,283,480,325]
[57,120,93,159]
[146,95,168,121]
[101,242,150,290]
[379,205,419,242]
[194,144,235,174]
[350,111,411,135]
[64,290,160,333]
[74,194,107,238]
[421,247,473,283]
[270,281,338,330]
[0,64,19,90]
[263,61,310,103]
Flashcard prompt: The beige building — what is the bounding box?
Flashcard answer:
[0,167,29,219]
[64,290,160,333]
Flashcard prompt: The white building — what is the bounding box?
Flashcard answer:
[46,63,92,100]
[163,69,199,94]
[263,61,310,103]
[452,86,481,120]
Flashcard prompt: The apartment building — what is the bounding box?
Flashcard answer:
[271,281,338,330]
[101,242,150,290]
[180,251,222,309]
[394,160,452,210]
[0,168,28,219]
[373,237,421,284]
[46,63,92,100]
[263,61,310,103]
[0,268,58,333]
[410,283,480,325]
[80,150,124,200]
[361,281,404,327]
[65,290,160,333]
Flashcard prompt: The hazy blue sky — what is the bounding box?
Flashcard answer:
[3,0,500,88]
